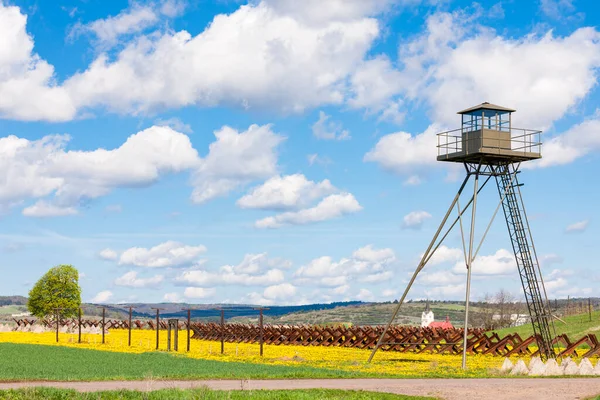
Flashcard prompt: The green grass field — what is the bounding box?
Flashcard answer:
[0,388,433,400]
[494,311,600,339]
[0,305,27,316]
[0,344,370,381]
[0,343,504,381]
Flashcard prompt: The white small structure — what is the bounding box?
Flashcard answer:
[491,313,529,327]
[421,301,434,327]
[11,311,31,318]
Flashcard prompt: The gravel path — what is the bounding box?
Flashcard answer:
[1,379,600,400]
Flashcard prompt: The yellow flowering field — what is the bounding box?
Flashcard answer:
[0,329,511,377]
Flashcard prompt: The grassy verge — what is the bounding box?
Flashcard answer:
[494,311,600,339]
[0,343,370,381]
[0,343,512,381]
[0,388,435,400]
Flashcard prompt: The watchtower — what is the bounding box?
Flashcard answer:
[369,103,556,367]
[437,102,541,164]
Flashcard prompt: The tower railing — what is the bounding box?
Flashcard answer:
[436,128,542,158]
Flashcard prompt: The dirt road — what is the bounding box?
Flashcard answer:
[1,378,599,400]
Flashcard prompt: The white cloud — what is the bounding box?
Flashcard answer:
[361,271,393,283]
[241,174,360,229]
[364,124,441,175]
[488,2,505,19]
[425,283,465,298]
[545,277,568,292]
[191,124,284,203]
[22,201,78,217]
[452,249,516,275]
[114,271,164,288]
[311,111,350,140]
[356,288,374,301]
[530,116,600,168]
[178,268,284,287]
[404,175,422,186]
[183,287,216,299]
[425,245,463,266]
[262,0,394,25]
[90,290,113,303]
[119,241,206,268]
[160,0,187,18]
[539,0,576,19]
[348,56,405,123]
[1,123,282,211]
[229,253,292,274]
[565,220,589,233]
[237,174,336,210]
[307,153,333,167]
[64,1,380,117]
[70,4,159,47]
[540,254,563,268]
[402,12,600,129]
[163,292,183,302]
[0,126,199,213]
[263,283,297,300]
[4,3,599,130]
[241,292,274,306]
[69,1,188,48]
[544,268,590,298]
[418,270,464,286]
[352,244,395,264]
[99,248,118,261]
[1,1,391,121]
[154,117,192,134]
[0,3,76,121]
[333,285,350,295]
[294,245,396,287]
[176,253,289,287]
[402,210,432,229]
[255,193,362,228]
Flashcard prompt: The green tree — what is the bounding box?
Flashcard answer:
[27,265,81,318]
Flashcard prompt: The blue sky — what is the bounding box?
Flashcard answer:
[0,0,598,305]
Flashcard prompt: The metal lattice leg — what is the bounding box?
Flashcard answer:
[496,163,556,359]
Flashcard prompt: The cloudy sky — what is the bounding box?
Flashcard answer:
[0,0,598,305]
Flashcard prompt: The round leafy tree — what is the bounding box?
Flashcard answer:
[27,265,81,318]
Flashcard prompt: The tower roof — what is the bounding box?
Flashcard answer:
[457,102,516,115]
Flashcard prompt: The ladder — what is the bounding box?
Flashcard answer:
[496,163,556,360]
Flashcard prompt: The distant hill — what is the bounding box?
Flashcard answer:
[1,298,472,325]
[5,298,364,321]
[159,301,365,321]
[228,300,479,326]
[0,296,27,306]
[11,295,593,328]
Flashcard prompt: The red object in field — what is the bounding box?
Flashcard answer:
[428,316,454,329]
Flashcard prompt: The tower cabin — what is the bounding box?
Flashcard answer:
[436,102,542,165]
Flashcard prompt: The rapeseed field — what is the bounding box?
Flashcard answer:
[0,330,505,377]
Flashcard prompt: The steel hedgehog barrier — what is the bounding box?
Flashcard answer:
[11,318,600,358]
[13,318,189,330]
[189,323,600,358]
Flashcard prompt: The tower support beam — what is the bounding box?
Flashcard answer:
[368,160,556,364]
[367,174,471,363]
[368,168,492,363]
[462,164,480,369]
